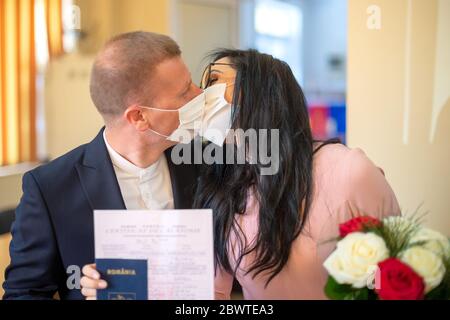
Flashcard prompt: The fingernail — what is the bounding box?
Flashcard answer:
[99,281,107,289]
[93,272,100,280]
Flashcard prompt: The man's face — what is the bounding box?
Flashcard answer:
[138,56,203,138]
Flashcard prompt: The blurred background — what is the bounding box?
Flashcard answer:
[0,0,449,297]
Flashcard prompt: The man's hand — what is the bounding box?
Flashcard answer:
[80,264,107,300]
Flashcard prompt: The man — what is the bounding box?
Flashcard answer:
[3,31,203,300]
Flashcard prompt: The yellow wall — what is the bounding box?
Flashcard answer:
[45,54,103,160]
[0,174,23,212]
[75,0,170,54]
[0,233,12,298]
[0,174,22,297]
[347,0,450,235]
[112,0,170,35]
[45,0,171,159]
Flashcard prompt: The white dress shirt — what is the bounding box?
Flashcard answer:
[103,131,174,210]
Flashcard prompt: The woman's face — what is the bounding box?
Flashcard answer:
[201,57,237,104]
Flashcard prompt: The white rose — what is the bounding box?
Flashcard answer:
[400,246,445,293]
[323,232,389,288]
[410,227,450,258]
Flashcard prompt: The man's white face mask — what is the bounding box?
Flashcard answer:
[141,92,206,143]
[141,82,233,145]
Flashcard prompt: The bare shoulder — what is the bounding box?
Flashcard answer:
[314,143,379,171]
[313,143,387,193]
[312,143,399,224]
[314,143,367,168]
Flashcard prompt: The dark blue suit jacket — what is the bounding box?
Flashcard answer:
[2,129,199,300]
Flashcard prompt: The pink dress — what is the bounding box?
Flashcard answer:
[214,144,400,300]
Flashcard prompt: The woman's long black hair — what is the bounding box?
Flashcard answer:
[194,49,339,286]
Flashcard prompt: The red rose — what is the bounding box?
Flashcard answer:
[376,258,425,300]
[339,216,382,237]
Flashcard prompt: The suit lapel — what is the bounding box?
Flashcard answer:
[165,145,198,209]
[76,128,126,211]
[76,129,198,211]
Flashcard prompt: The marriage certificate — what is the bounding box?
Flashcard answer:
[94,209,214,300]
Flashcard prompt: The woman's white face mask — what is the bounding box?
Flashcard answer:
[141,83,233,145]
[201,83,233,146]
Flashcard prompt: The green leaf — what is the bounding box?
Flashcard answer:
[350,288,370,300]
[425,279,450,300]
[325,277,356,300]
[426,253,450,300]
[325,277,374,300]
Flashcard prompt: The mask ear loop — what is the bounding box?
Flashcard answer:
[139,106,178,139]
[147,128,170,139]
[140,101,205,139]
[140,106,179,112]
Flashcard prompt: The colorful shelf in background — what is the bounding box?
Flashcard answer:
[308,102,346,144]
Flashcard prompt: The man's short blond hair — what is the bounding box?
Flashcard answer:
[90,31,181,121]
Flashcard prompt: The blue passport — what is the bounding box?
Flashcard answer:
[96,259,148,300]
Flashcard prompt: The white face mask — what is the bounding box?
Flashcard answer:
[201,83,233,146]
[141,91,206,143]
[141,83,232,145]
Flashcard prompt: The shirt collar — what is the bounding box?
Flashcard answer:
[103,130,161,179]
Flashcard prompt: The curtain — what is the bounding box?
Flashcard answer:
[0,0,64,166]
[45,0,64,58]
[0,0,37,166]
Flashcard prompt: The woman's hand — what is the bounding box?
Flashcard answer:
[80,264,108,300]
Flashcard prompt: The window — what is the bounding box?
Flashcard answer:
[240,0,303,83]
[254,0,303,83]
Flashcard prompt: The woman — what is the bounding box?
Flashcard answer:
[195,49,400,299]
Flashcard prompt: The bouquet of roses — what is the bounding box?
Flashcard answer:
[323,215,450,300]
